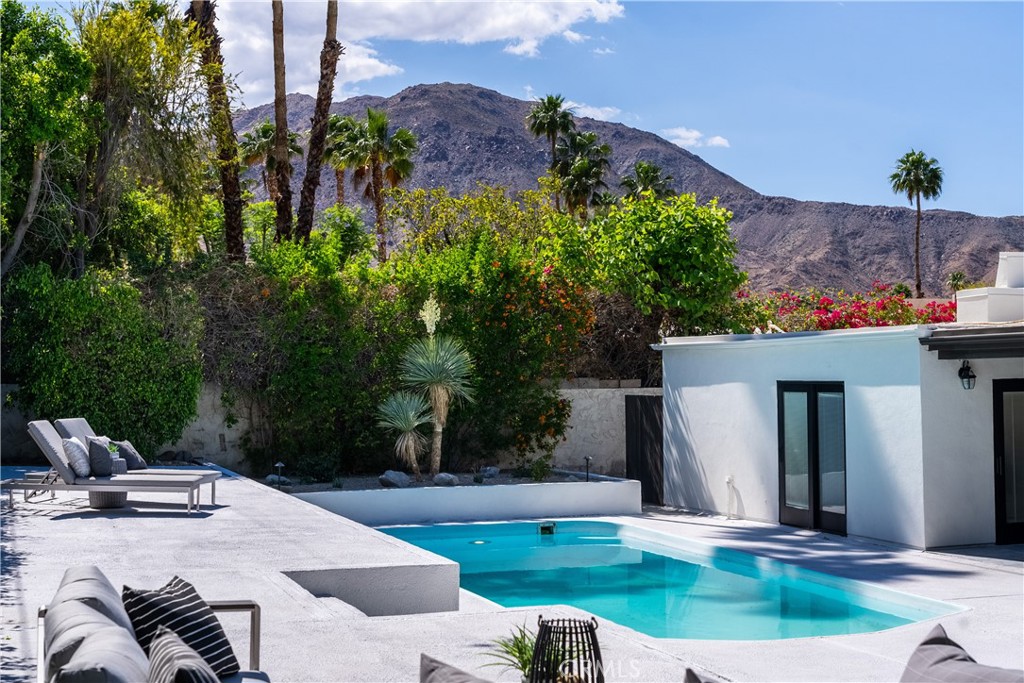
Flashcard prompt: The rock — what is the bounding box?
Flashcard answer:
[480,466,500,479]
[158,450,176,462]
[472,474,484,484]
[433,473,458,487]
[265,474,292,486]
[379,470,411,488]
[566,475,580,482]
[175,450,193,462]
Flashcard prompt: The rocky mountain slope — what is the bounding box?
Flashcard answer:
[236,83,1023,293]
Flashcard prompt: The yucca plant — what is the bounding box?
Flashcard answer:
[399,335,474,476]
[376,391,432,479]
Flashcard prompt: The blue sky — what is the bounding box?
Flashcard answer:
[43,1,1024,217]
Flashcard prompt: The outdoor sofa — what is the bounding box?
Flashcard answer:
[38,565,267,683]
[2,420,219,515]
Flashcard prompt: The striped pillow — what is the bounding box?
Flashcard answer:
[148,626,219,683]
[122,577,240,678]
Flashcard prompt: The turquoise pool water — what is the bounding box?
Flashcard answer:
[382,521,960,640]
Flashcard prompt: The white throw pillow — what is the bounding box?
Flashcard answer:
[62,437,91,478]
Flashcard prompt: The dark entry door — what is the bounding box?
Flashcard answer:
[994,379,1024,544]
[625,395,663,505]
[778,382,846,535]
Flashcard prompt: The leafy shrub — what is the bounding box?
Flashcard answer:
[3,263,202,456]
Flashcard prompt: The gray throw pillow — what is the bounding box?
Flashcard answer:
[419,654,492,683]
[52,624,149,683]
[86,436,114,477]
[113,439,148,470]
[50,566,135,634]
[62,437,91,478]
[147,626,219,683]
[900,624,1024,682]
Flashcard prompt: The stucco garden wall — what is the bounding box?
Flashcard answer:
[659,326,930,548]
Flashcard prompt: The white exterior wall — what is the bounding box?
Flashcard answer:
[660,327,930,548]
[920,354,1024,546]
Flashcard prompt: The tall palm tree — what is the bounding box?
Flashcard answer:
[271,0,293,241]
[349,107,417,262]
[324,114,361,206]
[294,0,342,242]
[890,149,943,297]
[526,94,575,211]
[239,120,301,202]
[622,161,674,200]
[376,391,432,479]
[556,130,612,218]
[399,335,475,476]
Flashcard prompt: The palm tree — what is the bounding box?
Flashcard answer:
[622,161,674,200]
[294,0,342,242]
[526,94,575,211]
[556,130,612,218]
[376,391,432,479]
[349,107,417,262]
[889,149,943,297]
[239,120,301,202]
[271,0,293,241]
[324,114,361,206]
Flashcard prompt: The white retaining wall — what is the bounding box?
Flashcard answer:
[295,479,642,526]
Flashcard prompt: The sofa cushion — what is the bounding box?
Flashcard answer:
[44,602,120,679]
[63,437,92,478]
[420,654,492,683]
[52,624,149,683]
[51,567,135,634]
[123,577,240,678]
[900,624,1024,682]
[87,437,114,477]
[147,626,219,683]
[113,439,148,470]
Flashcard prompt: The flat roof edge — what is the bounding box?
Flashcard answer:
[652,324,926,351]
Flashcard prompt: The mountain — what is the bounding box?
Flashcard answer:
[235,83,1023,293]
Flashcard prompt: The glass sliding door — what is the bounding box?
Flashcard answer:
[778,382,847,535]
[994,379,1024,544]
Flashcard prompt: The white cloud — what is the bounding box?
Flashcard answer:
[663,126,730,149]
[566,99,621,122]
[592,47,615,56]
[217,1,625,104]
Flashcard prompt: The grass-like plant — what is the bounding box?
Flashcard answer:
[483,622,536,678]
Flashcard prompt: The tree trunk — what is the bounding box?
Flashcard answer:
[0,145,46,279]
[550,133,561,211]
[372,161,387,262]
[429,423,443,476]
[295,0,342,242]
[914,192,922,298]
[334,167,345,206]
[188,0,245,261]
[271,0,293,242]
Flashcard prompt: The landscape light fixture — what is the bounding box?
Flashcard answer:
[274,461,285,489]
[584,455,593,482]
[958,361,977,391]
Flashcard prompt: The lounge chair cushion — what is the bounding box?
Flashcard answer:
[900,624,1024,682]
[113,439,148,470]
[28,420,78,484]
[147,626,219,683]
[63,437,92,478]
[419,654,492,683]
[52,624,149,683]
[44,602,121,677]
[52,566,135,634]
[123,577,240,678]
[87,437,115,477]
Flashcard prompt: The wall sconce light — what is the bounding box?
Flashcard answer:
[958,360,977,391]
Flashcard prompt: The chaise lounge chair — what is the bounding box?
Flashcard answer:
[2,421,219,514]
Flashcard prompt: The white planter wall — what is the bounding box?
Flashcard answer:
[295,479,641,526]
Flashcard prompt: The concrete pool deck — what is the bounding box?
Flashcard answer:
[1,472,1021,682]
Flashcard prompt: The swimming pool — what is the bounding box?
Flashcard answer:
[382,520,961,640]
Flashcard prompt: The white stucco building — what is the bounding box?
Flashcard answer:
[655,253,1024,549]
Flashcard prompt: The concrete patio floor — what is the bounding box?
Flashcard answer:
[1,472,1021,682]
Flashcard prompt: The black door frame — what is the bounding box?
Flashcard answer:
[777,381,847,535]
[625,394,664,506]
[994,378,1024,544]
